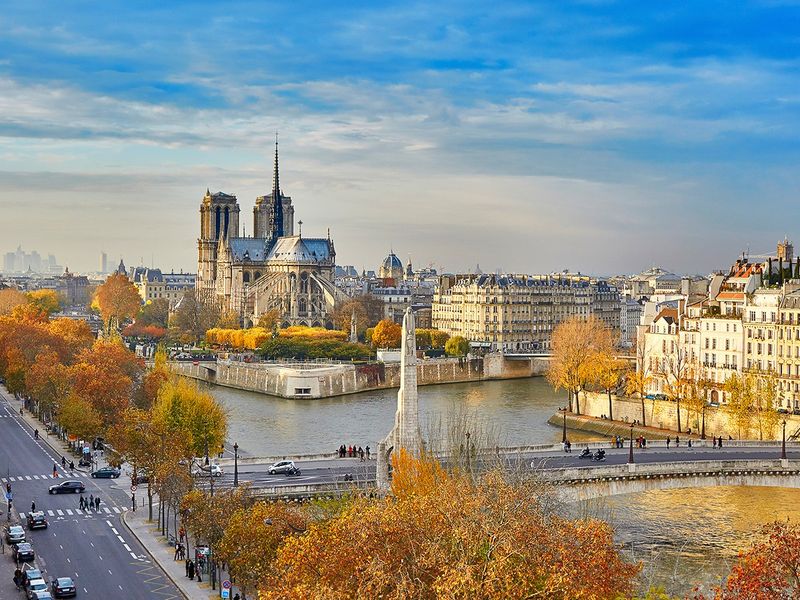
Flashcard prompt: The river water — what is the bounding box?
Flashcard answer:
[208,377,795,596]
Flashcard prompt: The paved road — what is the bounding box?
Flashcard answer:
[199,445,800,493]
[0,388,181,599]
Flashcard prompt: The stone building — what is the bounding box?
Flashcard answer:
[196,142,346,327]
[131,268,195,308]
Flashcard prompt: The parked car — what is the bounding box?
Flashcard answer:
[21,568,42,588]
[27,579,50,599]
[5,524,26,544]
[26,511,48,530]
[51,577,77,598]
[192,463,223,478]
[133,473,150,485]
[30,593,53,600]
[13,542,35,562]
[268,460,300,475]
[91,466,121,479]
[49,480,85,494]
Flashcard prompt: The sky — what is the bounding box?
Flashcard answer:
[1,1,800,276]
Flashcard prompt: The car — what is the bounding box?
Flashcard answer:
[26,578,48,599]
[26,511,48,530]
[778,407,790,414]
[21,568,42,588]
[91,466,121,479]
[192,463,223,478]
[30,591,53,600]
[133,473,150,485]
[5,524,26,544]
[48,480,85,494]
[644,394,656,400]
[13,542,35,562]
[268,460,300,475]
[51,577,77,598]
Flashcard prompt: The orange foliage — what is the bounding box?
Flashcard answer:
[205,327,271,349]
[260,455,639,599]
[92,272,141,331]
[279,326,346,341]
[122,323,167,339]
[371,319,402,348]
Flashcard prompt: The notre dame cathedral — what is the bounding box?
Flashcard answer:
[196,141,346,327]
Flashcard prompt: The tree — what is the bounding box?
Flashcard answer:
[591,352,627,421]
[371,319,402,349]
[416,329,432,350]
[547,316,613,415]
[92,272,141,333]
[682,363,709,438]
[724,373,754,439]
[58,394,103,441]
[261,453,639,599]
[0,288,26,315]
[625,371,653,428]
[216,309,241,329]
[256,308,281,331]
[752,367,780,441]
[445,335,470,357]
[430,329,450,349]
[169,290,220,344]
[26,350,72,420]
[136,298,170,329]
[26,289,62,315]
[331,295,385,333]
[664,348,690,433]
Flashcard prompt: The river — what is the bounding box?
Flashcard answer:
[208,377,792,596]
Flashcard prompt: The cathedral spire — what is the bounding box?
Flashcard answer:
[271,132,284,239]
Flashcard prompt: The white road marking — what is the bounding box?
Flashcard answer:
[47,510,55,516]
[111,527,119,535]
[129,551,138,559]
[66,557,71,563]
[19,512,25,518]
[66,509,73,515]
[108,569,113,575]
[112,507,121,513]
[123,543,131,551]
[56,509,64,516]
[116,535,125,542]
[24,475,31,480]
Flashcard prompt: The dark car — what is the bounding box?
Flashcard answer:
[26,511,48,530]
[91,466,121,479]
[13,542,35,562]
[133,473,149,484]
[5,524,26,544]
[48,480,85,494]
[51,577,77,598]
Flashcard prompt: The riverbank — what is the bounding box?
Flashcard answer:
[547,412,700,442]
[172,353,549,399]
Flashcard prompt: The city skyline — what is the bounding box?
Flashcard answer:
[1,2,799,274]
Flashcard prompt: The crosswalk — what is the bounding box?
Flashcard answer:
[1,472,86,482]
[19,506,127,518]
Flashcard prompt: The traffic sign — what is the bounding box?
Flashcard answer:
[222,580,231,590]
[130,484,138,493]
[221,590,230,599]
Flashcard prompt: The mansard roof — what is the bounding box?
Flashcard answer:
[229,238,269,262]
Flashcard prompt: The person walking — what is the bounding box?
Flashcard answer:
[30,500,36,513]
[52,463,58,478]
[79,496,84,510]
[675,436,680,447]
[666,436,670,449]
[188,560,195,580]
[713,437,717,448]
[366,446,370,460]
[95,496,100,511]
[89,494,94,511]
[174,541,180,561]
[61,456,66,468]
[196,562,202,583]
[719,436,723,448]
[359,447,365,461]
[185,559,191,578]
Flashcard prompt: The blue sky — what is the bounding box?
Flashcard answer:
[1,1,799,275]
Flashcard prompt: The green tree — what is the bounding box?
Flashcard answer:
[136,298,170,328]
[445,335,470,357]
[169,290,220,343]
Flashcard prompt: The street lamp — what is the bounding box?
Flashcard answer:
[628,423,635,464]
[782,419,787,460]
[233,442,239,488]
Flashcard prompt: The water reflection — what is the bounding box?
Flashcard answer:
[583,486,800,596]
[207,377,575,456]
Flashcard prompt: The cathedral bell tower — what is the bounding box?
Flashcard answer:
[197,189,240,298]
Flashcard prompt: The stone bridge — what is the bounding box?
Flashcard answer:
[541,459,800,502]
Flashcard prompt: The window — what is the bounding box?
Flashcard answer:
[712,339,717,350]
[705,339,710,349]
[294,388,312,396]
[725,339,730,351]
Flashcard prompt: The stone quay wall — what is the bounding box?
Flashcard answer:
[171,354,549,399]
[578,392,800,441]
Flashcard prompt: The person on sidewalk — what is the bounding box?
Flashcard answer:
[89,494,94,510]
[174,541,180,561]
[196,565,202,583]
[95,496,100,511]
[188,560,195,580]
[185,559,191,578]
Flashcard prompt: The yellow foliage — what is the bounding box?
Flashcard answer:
[205,327,271,349]
[390,448,447,500]
[26,289,62,315]
[279,326,346,341]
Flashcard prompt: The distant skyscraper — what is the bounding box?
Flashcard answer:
[100,252,108,274]
[3,252,15,273]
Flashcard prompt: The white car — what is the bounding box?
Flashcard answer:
[268,460,301,475]
[192,463,223,477]
[27,578,48,599]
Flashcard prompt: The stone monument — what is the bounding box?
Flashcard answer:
[376,307,423,491]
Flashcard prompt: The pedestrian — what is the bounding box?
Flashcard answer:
[13,567,22,590]
[675,436,680,447]
[52,463,58,477]
[359,446,365,461]
[185,559,191,578]
[188,560,195,580]
[95,496,100,511]
[713,437,717,448]
[69,461,74,470]
[31,500,36,513]
[79,496,84,510]
[666,437,670,449]
[366,445,371,460]
[61,456,66,468]
[566,440,572,452]
[642,438,647,449]
[196,563,202,583]
[348,445,353,457]
[719,436,723,448]
[174,541,180,561]
[234,594,241,600]
[89,494,94,510]
[688,439,693,448]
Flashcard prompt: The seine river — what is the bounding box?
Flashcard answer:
[208,377,798,595]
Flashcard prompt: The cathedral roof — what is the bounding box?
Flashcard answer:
[382,253,402,270]
[229,238,269,262]
[266,236,333,263]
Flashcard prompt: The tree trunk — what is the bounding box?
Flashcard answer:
[701,409,706,439]
[607,390,613,421]
[640,396,647,427]
[147,485,153,522]
[574,390,581,415]
[676,399,682,432]
[567,389,573,413]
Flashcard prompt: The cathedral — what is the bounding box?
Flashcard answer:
[196,141,346,327]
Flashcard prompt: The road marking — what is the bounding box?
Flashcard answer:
[129,551,138,559]
[19,512,25,518]
[56,509,64,516]
[32,475,40,479]
[112,507,121,513]
[66,509,73,515]
[117,535,125,542]
[24,475,31,480]
[108,569,113,575]
[111,527,119,534]
[123,543,132,551]
[47,510,55,516]
[67,557,71,563]
[103,507,111,513]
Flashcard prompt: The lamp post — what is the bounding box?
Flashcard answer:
[628,423,635,464]
[782,419,787,460]
[233,442,239,488]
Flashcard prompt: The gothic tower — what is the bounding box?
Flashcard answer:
[197,189,240,297]
[254,137,294,240]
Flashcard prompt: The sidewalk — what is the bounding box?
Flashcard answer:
[123,508,241,600]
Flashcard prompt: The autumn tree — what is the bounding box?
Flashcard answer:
[682,363,709,438]
[724,373,754,439]
[371,319,402,349]
[261,452,639,599]
[169,289,220,343]
[445,335,470,357]
[26,289,62,315]
[752,367,780,440]
[136,298,170,329]
[547,316,613,414]
[0,288,26,315]
[591,352,627,421]
[216,309,241,329]
[92,272,141,333]
[429,329,450,349]
[331,295,385,333]
[26,350,72,420]
[58,394,103,441]
[664,347,690,433]
[256,308,281,331]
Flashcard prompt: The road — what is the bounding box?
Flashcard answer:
[0,387,181,599]
[199,444,800,493]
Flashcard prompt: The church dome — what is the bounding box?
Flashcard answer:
[382,253,402,270]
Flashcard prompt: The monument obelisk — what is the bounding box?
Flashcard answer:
[376,307,423,491]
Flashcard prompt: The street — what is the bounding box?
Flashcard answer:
[0,387,182,599]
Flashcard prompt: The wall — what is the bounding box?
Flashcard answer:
[580,391,800,441]
[171,354,550,399]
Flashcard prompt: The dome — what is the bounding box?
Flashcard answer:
[382,253,402,269]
